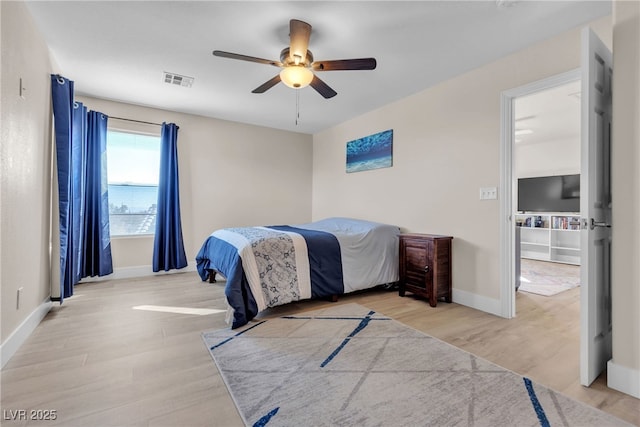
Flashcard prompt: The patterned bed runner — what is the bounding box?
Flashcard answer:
[216,227,311,311]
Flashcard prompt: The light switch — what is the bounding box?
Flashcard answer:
[480,187,498,200]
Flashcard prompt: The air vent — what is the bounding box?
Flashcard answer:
[163,72,194,88]
[495,0,519,8]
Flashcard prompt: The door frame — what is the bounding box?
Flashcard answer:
[499,68,581,318]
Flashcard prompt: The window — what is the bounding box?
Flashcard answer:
[106,129,161,236]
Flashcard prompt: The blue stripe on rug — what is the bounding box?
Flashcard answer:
[523,377,550,427]
[282,315,390,321]
[320,310,376,368]
[210,320,267,350]
[253,407,279,427]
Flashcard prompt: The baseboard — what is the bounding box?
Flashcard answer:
[452,288,503,317]
[607,360,640,398]
[79,263,197,282]
[1,298,52,369]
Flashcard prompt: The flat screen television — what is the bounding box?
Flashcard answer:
[517,174,580,213]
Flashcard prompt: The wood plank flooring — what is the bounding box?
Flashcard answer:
[1,271,638,426]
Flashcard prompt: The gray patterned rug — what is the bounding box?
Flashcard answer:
[520,258,581,296]
[202,303,629,427]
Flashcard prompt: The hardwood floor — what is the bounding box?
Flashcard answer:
[1,271,638,426]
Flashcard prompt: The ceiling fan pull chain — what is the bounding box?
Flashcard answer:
[295,89,300,126]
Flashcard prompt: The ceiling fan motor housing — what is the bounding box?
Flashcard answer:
[280,48,313,67]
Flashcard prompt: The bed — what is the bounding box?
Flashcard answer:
[196,217,400,328]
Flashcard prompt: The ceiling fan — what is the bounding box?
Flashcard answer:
[213,19,377,99]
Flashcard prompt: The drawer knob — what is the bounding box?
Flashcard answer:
[424,265,429,272]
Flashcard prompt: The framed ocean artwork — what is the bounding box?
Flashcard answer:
[346,129,393,173]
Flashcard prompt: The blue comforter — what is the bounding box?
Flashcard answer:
[196,225,344,328]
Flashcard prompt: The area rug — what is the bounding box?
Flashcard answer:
[202,303,628,427]
[519,258,581,296]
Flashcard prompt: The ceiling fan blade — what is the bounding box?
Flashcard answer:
[252,75,282,93]
[213,50,282,67]
[310,75,337,99]
[289,19,312,63]
[312,58,377,71]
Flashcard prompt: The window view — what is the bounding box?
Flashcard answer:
[106,130,161,236]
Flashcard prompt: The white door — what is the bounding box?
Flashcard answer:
[580,27,613,387]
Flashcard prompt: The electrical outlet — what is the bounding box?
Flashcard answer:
[17,287,23,309]
[480,187,498,200]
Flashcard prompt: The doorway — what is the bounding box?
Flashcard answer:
[513,80,582,303]
[499,69,581,319]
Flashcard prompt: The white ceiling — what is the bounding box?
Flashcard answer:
[515,79,582,145]
[25,1,610,135]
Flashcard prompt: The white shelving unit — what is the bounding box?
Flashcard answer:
[515,212,581,265]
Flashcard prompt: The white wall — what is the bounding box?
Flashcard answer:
[312,17,612,311]
[609,0,640,398]
[0,1,55,356]
[514,136,580,179]
[75,96,313,276]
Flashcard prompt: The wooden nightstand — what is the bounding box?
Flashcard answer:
[398,233,453,307]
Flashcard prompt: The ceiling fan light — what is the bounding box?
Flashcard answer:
[279,66,314,89]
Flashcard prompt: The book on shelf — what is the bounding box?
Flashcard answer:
[552,216,581,230]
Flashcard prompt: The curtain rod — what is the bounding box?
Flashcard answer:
[109,116,163,127]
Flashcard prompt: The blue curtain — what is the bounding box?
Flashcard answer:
[153,123,188,272]
[82,111,113,278]
[51,75,75,301]
[50,75,112,302]
[71,101,87,284]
